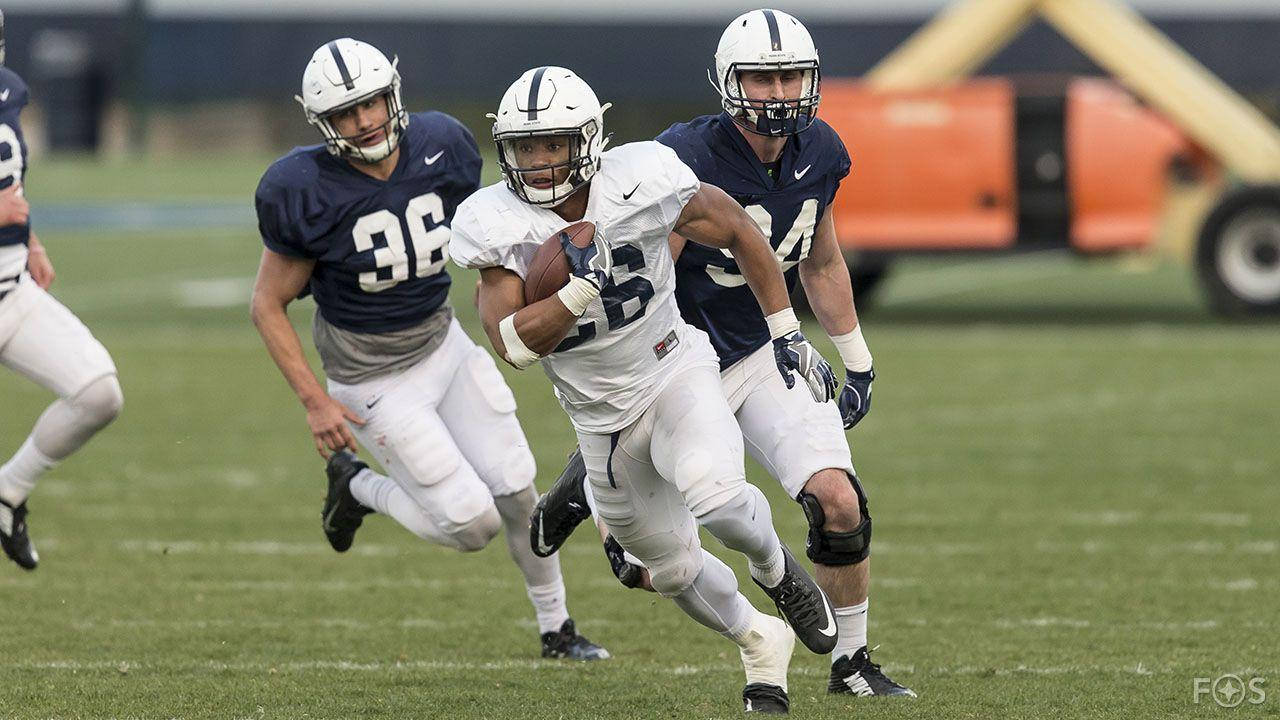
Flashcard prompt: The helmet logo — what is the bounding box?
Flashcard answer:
[762,9,782,51]
[326,41,356,90]
[525,66,551,120]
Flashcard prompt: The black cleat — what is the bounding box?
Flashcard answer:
[743,683,789,714]
[322,450,374,553]
[828,646,917,697]
[540,618,610,661]
[753,544,837,655]
[0,498,38,570]
[529,447,592,557]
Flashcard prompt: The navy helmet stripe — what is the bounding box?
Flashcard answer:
[327,41,355,90]
[762,9,782,51]
[526,66,549,120]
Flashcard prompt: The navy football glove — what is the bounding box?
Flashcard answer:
[838,367,875,429]
[603,534,647,589]
[772,331,838,403]
[560,232,612,291]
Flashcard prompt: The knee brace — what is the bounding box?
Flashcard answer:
[797,472,871,566]
[647,547,704,598]
[449,505,502,552]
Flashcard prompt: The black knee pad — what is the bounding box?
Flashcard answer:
[797,472,871,566]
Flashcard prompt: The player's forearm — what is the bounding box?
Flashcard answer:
[728,226,792,316]
[250,299,329,408]
[480,291,577,366]
[800,259,872,372]
[514,297,579,355]
[799,255,858,338]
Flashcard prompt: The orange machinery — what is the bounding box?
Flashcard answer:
[816,0,1280,315]
[822,76,1201,256]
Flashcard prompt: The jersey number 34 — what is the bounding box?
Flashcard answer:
[352,192,450,292]
[707,199,818,288]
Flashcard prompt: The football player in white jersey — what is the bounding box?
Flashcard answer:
[250,40,606,660]
[531,9,915,698]
[0,14,124,571]
[451,66,841,714]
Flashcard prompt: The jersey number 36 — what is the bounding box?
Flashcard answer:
[352,192,450,292]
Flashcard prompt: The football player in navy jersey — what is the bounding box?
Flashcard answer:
[250,38,606,660]
[530,10,915,696]
[0,10,124,571]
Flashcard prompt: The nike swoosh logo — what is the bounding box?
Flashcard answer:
[817,595,837,637]
[365,397,381,410]
[0,90,9,102]
[536,517,556,556]
[322,504,341,533]
[424,150,444,165]
[793,164,812,180]
[622,182,641,201]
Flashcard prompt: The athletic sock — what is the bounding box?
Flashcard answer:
[748,544,786,588]
[0,437,57,506]
[832,599,869,662]
[348,469,454,547]
[526,580,570,634]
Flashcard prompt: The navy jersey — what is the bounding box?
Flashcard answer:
[0,67,31,247]
[657,112,850,369]
[255,111,481,333]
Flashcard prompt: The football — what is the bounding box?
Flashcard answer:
[524,220,597,306]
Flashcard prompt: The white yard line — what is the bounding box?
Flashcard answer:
[174,277,255,308]
[99,537,1278,560]
[116,539,403,557]
[11,658,1269,678]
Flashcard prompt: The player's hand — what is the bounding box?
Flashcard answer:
[772,331,838,403]
[560,232,612,291]
[0,184,29,227]
[838,367,875,429]
[304,394,365,459]
[603,534,654,592]
[26,244,55,289]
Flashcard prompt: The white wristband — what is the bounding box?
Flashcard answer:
[555,276,601,317]
[764,307,801,339]
[499,313,539,370]
[831,325,873,372]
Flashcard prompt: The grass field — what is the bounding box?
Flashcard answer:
[1,155,1278,719]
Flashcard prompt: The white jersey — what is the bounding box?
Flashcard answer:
[452,141,720,434]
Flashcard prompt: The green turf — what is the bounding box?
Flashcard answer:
[1,157,1278,718]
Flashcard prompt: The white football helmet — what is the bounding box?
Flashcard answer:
[295,38,408,162]
[489,66,611,208]
[711,9,821,136]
